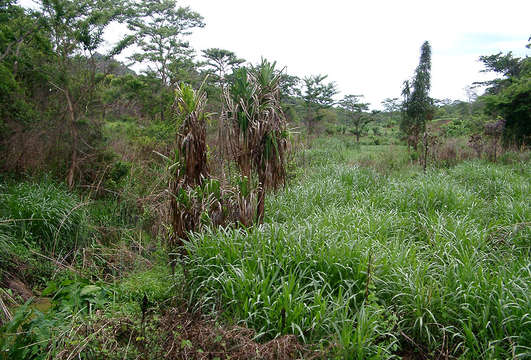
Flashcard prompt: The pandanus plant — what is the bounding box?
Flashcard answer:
[223,59,289,224]
[169,80,219,253]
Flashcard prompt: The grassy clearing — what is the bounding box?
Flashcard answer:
[185,139,531,358]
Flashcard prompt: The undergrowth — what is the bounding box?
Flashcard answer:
[0,181,88,256]
[1,138,529,359]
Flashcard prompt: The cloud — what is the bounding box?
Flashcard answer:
[183,0,530,108]
[19,0,529,109]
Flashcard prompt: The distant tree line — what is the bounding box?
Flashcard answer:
[1,1,528,186]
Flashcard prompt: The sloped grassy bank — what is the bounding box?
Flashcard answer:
[185,142,530,359]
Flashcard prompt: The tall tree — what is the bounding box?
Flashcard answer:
[40,0,128,187]
[400,41,433,150]
[338,94,371,142]
[201,48,244,88]
[302,74,337,134]
[127,0,204,121]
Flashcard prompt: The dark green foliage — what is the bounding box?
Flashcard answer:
[482,61,530,145]
[477,43,530,145]
[0,63,34,125]
[0,2,48,127]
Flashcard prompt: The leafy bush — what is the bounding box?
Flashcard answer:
[440,118,469,137]
[0,277,112,359]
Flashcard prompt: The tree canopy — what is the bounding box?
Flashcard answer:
[302,74,337,134]
[479,49,530,144]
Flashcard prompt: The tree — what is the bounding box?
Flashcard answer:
[381,97,400,113]
[477,43,530,145]
[381,97,401,126]
[400,41,433,150]
[39,0,128,187]
[338,94,371,142]
[481,68,530,145]
[201,48,244,88]
[474,52,524,94]
[302,74,337,134]
[127,0,204,121]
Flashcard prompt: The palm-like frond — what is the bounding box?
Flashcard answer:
[170,81,212,251]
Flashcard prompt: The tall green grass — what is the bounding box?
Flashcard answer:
[0,181,88,257]
[184,142,530,358]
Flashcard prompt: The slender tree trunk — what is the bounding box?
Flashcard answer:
[307,103,313,135]
[423,131,428,173]
[65,90,78,188]
[219,69,226,183]
[160,71,167,122]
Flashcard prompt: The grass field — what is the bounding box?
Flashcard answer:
[1,138,529,359]
[185,138,531,358]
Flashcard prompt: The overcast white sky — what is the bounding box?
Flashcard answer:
[21,0,530,109]
[178,0,530,108]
